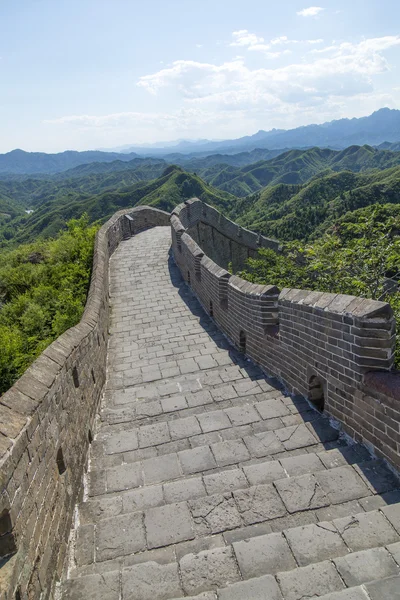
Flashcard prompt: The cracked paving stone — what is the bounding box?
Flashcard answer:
[275,424,317,450]
[284,521,348,567]
[233,484,287,525]
[211,439,250,466]
[315,466,371,504]
[275,473,329,513]
[203,468,248,495]
[243,431,284,458]
[255,398,290,419]
[225,405,261,426]
[334,510,399,552]
[145,502,194,549]
[62,571,120,600]
[180,546,241,595]
[189,493,242,534]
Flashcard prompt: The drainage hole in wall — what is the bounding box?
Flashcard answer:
[88,429,93,444]
[309,375,325,412]
[0,509,17,559]
[56,448,67,475]
[91,369,96,384]
[187,271,191,285]
[209,300,214,317]
[239,330,246,353]
[15,589,21,600]
[72,366,79,388]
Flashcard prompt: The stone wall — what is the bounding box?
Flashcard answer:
[171,199,400,470]
[0,206,169,600]
[179,198,280,272]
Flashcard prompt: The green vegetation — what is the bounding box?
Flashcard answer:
[0,215,98,394]
[238,204,400,365]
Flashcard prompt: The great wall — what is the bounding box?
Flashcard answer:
[0,199,399,599]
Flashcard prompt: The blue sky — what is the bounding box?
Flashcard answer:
[1,0,399,152]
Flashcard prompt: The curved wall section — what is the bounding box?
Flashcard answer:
[0,206,169,599]
[171,199,400,470]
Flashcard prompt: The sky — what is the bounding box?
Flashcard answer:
[0,0,399,153]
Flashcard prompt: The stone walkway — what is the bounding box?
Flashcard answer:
[62,226,400,600]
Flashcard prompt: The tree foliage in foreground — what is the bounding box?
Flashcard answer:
[0,215,98,394]
[237,204,400,366]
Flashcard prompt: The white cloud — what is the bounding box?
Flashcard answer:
[230,30,264,47]
[297,6,324,17]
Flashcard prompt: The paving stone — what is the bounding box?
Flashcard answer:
[157,439,189,455]
[190,432,222,448]
[334,510,399,551]
[175,534,225,562]
[211,384,238,401]
[306,418,340,443]
[255,398,290,419]
[145,502,194,549]
[280,453,325,476]
[243,431,284,458]
[359,490,400,511]
[365,575,400,600]
[106,463,143,492]
[243,460,286,486]
[79,495,123,524]
[161,395,188,412]
[211,439,250,466]
[143,453,180,485]
[122,562,183,600]
[96,512,146,561]
[75,524,94,566]
[122,485,164,512]
[275,424,317,450]
[315,466,371,504]
[334,547,399,586]
[387,541,400,564]
[275,473,329,513]
[218,574,283,600]
[187,390,213,408]
[233,532,296,578]
[62,571,120,600]
[225,405,261,426]
[285,522,348,566]
[138,422,170,448]
[179,446,217,475]
[164,477,206,503]
[203,468,247,494]
[317,589,369,600]
[381,503,400,534]
[189,493,242,534]
[277,560,344,600]
[104,429,139,454]
[234,379,263,396]
[169,416,202,440]
[123,546,176,567]
[234,484,286,524]
[197,410,231,433]
[180,546,241,595]
[316,500,363,521]
[269,510,318,532]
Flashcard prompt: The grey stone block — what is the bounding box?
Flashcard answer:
[280,453,325,476]
[225,405,261,426]
[218,574,283,599]
[285,522,348,567]
[277,560,344,600]
[233,532,296,578]
[62,571,120,600]
[143,453,180,485]
[387,541,400,564]
[138,422,170,448]
[106,463,143,492]
[275,424,317,450]
[189,493,242,534]
[334,547,399,586]
[366,575,400,600]
[243,460,286,486]
[211,439,250,467]
[178,447,217,475]
[161,395,188,412]
[315,466,370,504]
[164,477,206,503]
[122,562,183,600]
[104,429,138,454]
[197,410,231,433]
[381,503,400,534]
[255,398,290,419]
[96,512,146,561]
[145,502,194,548]
[275,473,329,513]
[353,460,400,494]
[334,510,399,551]
[234,484,286,525]
[169,416,202,440]
[180,546,241,595]
[203,468,247,495]
[243,431,284,458]
[122,485,164,513]
[316,588,369,599]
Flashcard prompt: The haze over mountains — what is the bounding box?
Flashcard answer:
[1,108,400,175]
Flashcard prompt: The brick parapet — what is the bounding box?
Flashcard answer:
[0,206,169,599]
[171,199,399,470]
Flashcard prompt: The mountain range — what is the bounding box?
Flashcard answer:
[1,109,400,175]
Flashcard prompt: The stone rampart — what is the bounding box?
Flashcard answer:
[171,198,400,470]
[0,206,169,599]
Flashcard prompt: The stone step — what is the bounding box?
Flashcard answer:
[62,508,400,599]
[73,453,400,572]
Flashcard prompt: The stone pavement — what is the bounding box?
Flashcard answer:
[61,226,400,599]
